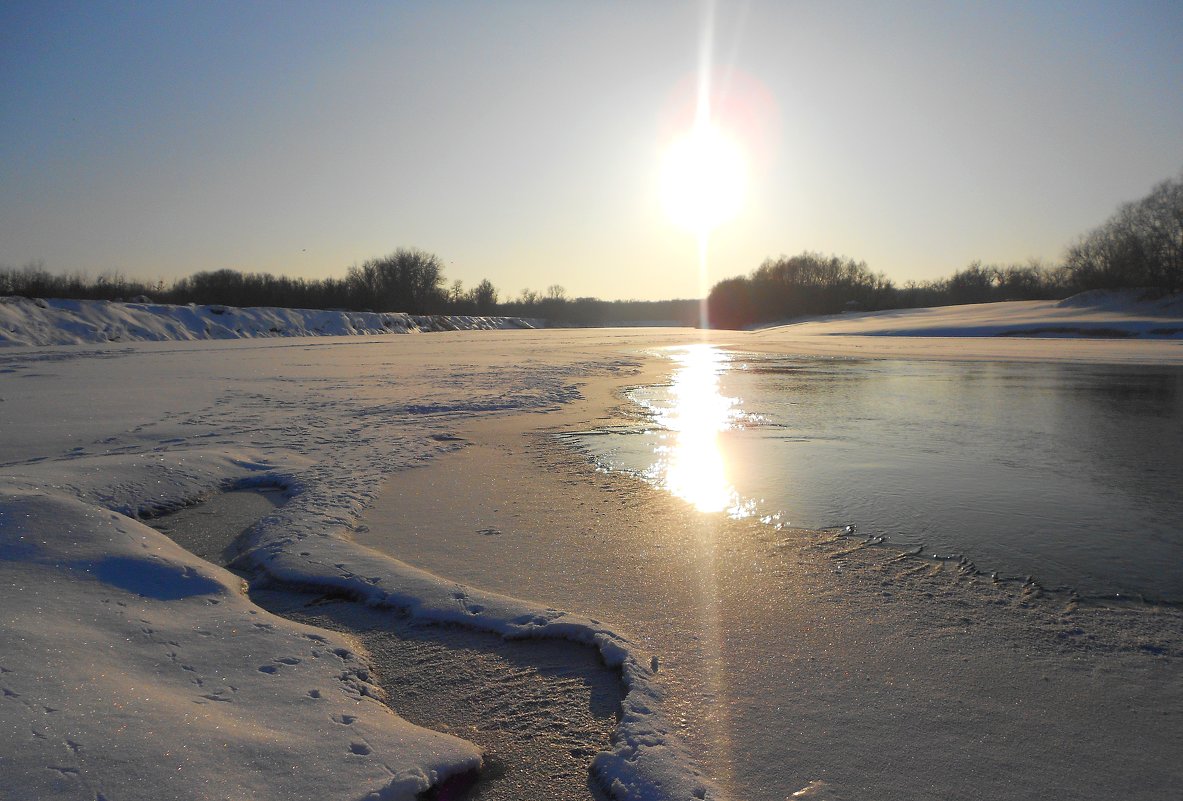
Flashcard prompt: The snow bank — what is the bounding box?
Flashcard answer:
[753,292,1183,339]
[0,481,482,801]
[1055,288,1183,314]
[0,296,542,347]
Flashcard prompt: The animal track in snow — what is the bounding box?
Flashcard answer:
[199,693,233,703]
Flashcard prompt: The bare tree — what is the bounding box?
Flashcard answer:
[470,279,498,313]
[346,248,447,313]
[1065,170,1183,293]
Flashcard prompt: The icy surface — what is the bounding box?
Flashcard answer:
[0,296,540,347]
[2,298,1181,800]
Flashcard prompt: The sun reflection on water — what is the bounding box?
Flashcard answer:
[643,344,753,516]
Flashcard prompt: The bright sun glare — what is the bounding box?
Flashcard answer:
[652,344,749,516]
[660,123,747,238]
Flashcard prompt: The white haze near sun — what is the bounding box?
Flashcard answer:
[1,1,1181,300]
[661,124,747,239]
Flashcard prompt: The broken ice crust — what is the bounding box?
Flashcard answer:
[234,481,719,801]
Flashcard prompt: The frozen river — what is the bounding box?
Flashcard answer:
[572,346,1183,602]
[4,325,1181,801]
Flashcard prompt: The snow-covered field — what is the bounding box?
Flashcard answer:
[0,296,541,347]
[748,292,1183,365]
[756,290,1183,339]
[1,295,1180,800]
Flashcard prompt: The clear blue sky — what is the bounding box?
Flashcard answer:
[3,1,1181,300]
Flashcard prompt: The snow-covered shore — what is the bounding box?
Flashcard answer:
[0,296,541,347]
[4,290,1181,350]
[0,331,718,801]
[748,292,1183,364]
[756,290,1183,339]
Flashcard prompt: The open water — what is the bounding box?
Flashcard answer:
[571,346,1183,602]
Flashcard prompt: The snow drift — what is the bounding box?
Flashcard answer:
[0,296,541,347]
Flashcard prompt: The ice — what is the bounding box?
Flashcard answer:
[2,294,1180,800]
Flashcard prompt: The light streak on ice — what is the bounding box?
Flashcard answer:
[645,344,752,517]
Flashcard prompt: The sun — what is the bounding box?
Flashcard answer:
[660,123,747,238]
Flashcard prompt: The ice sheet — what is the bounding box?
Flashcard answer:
[3,295,1181,800]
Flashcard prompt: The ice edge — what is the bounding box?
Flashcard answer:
[236,506,718,801]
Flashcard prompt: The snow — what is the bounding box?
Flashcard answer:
[2,295,1180,800]
[1,488,481,801]
[3,291,1179,349]
[747,294,1183,365]
[0,296,541,347]
[754,292,1183,339]
[0,332,715,801]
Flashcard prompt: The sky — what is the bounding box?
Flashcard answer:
[2,1,1181,302]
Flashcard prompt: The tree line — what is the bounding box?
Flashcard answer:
[1,249,479,315]
[707,169,1182,328]
[3,170,1179,328]
[0,248,699,326]
[705,255,1070,328]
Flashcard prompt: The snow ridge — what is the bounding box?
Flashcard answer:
[0,296,542,347]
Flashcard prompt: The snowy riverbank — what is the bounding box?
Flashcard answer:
[0,296,541,347]
[755,290,1183,339]
[747,292,1183,365]
[4,290,1180,350]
